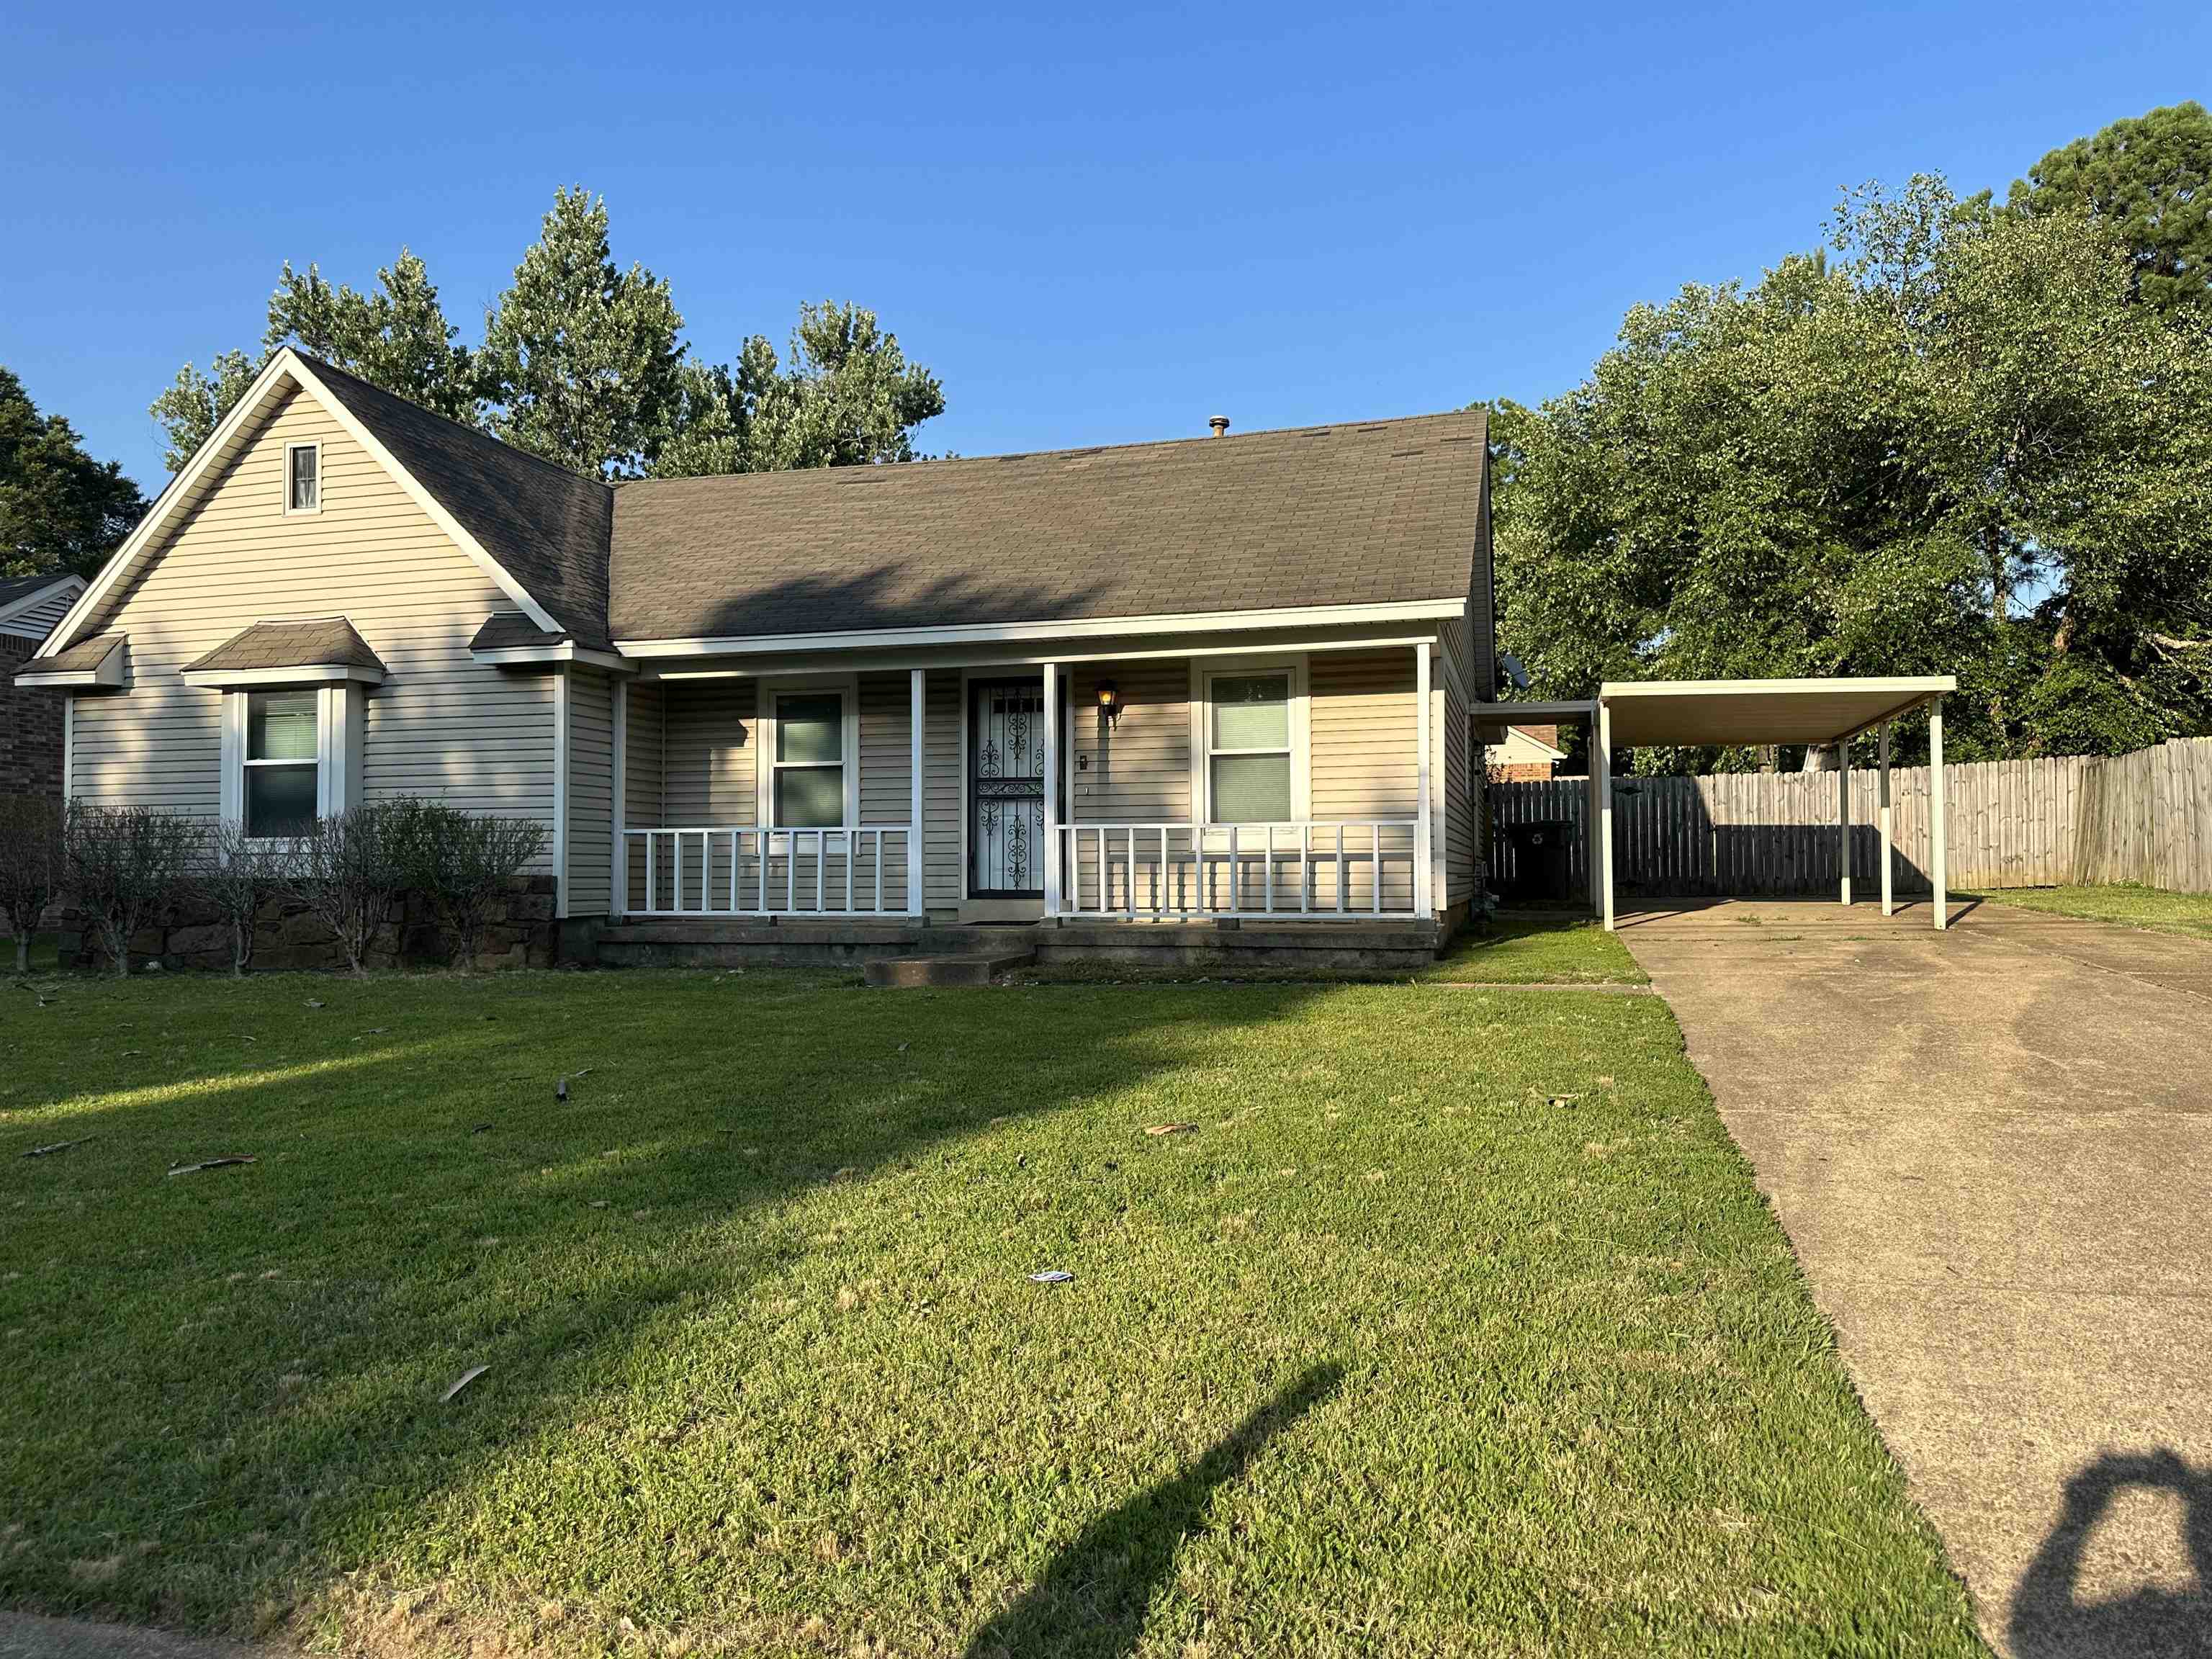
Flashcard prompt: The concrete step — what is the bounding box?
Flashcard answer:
[863,951,1036,988]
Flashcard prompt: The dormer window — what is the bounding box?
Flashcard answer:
[284,442,321,514]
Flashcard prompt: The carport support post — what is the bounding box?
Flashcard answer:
[1929,698,1947,930]
[1878,723,1894,917]
[1837,739,1851,906]
[1596,698,1615,932]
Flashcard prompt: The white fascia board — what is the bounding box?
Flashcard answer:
[471,642,634,673]
[0,574,84,631]
[615,598,1467,659]
[645,633,1441,680]
[1596,675,1958,699]
[179,663,387,689]
[285,354,565,636]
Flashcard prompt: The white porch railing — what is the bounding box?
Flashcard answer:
[1051,822,1421,919]
[622,826,917,917]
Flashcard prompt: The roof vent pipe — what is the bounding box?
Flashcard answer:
[1208,416,1229,438]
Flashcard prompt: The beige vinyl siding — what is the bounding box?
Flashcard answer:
[924,669,962,907]
[621,682,665,911]
[1444,668,1478,909]
[1061,660,1192,910]
[662,680,756,824]
[856,673,915,911]
[68,390,554,860]
[1309,649,1419,912]
[565,670,615,916]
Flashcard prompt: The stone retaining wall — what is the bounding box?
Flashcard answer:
[58,876,559,973]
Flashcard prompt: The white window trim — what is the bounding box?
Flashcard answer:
[1189,655,1310,824]
[220,683,364,841]
[753,675,860,828]
[283,441,323,516]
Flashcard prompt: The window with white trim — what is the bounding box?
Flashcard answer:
[1207,672,1293,822]
[284,443,320,514]
[244,689,320,837]
[773,691,846,827]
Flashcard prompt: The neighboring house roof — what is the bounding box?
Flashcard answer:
[1496,723,1566,760]
[0,572,87,642]
[182,617,387,677]
[300,357,614,649]
[606,409,1490,643]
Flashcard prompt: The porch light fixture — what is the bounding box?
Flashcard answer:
[1096,679,1121,727]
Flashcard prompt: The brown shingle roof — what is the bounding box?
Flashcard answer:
[469,611,570,652]
[300,356,614,648]
[183,618,386,675]
[607,410,1488,642]
[16,630,123,680]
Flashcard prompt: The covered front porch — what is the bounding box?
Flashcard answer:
[608,636,1450,934]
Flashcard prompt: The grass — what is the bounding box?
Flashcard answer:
[1419,915,1647,984]
[2,964,1974,1657]
[1966,882,2212,942]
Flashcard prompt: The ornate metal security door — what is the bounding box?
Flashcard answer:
[970,678,1047,896]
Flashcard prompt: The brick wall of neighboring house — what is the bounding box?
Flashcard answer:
[1491,761,1561,782]
[1,634,65,799]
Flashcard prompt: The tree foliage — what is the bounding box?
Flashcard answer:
[1,367,147,579]
[148,188,945,485]
[2003,100,2212,319]
[1494,175,2212,766]
[0,794,68,974]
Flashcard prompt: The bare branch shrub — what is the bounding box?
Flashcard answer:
[65,804,198,979]
[392,801,549,969]
[194,821,284,978]
[0,795,68,974]
[280,803,406,977]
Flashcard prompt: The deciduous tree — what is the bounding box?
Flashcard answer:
[1,368,146,578]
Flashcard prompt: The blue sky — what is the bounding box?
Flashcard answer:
[7,3,2207,492]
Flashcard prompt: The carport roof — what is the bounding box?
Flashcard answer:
[1599,677,1956,747]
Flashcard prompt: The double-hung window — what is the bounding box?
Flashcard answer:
[1207,672,1294,822]
[284,443,320,514]
[243,690,320,837]
[773,693,846,827]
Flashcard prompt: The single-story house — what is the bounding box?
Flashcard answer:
[17,350,1498,969]
[1,570,86,799]
[1485,722,1568,781]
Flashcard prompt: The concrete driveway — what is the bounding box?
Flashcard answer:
[1620,899,2212,1658]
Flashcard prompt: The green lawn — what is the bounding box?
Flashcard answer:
[1419,915,1647,984]
[2,966,1974,1657]
[1968,882,2212,942]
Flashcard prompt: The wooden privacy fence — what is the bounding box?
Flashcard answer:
[1492,738,2212,897]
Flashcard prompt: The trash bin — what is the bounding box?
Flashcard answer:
[1498,819,1573,901]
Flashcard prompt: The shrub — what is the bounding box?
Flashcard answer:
[0,795,68,974]
[192,821,284,978]
[280,802,408,977]
[390,801,549,970]
[65,803,198,979]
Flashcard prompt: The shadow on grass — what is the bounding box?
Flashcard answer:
[2010,1449,2212,1659]
[963,1364,1343,1659]
[1,971,1338,1639]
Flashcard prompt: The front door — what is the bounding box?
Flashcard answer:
[970,678,1048,897]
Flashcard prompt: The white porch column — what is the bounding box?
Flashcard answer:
[1837,738,1851,907]
[1414,643,1433,918]
[907,668,925,917]
[1597,698,1615,932]
[1878,721,1893,917]
[1585,724,1601,917]
[1929,698,1948,930]
[1041,660,1060,917]
[610,678,627,919]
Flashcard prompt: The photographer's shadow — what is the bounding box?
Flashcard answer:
[2010,1449,2212,1658]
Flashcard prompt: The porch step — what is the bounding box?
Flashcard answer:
[863,950,1036,988]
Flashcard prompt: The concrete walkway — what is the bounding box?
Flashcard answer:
[1620,899,2212,1659]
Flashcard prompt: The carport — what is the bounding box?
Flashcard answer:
[1485,676,1957,931]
